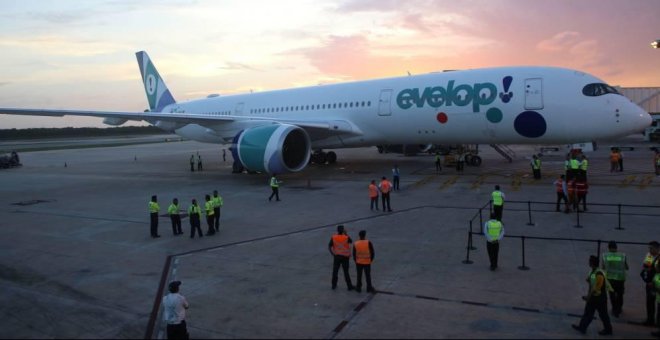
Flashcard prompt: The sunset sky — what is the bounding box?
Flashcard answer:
[1,0,659,128]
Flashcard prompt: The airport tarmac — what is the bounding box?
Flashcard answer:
[0,135,659,339]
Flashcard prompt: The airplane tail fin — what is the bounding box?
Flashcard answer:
[135,51,176,112]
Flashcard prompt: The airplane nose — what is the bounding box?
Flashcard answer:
[637,106,653,131]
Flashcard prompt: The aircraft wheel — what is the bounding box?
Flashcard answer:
[327,151,337,164]
[470,156,482,167]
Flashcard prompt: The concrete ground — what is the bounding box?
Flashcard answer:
[0,135,658,339]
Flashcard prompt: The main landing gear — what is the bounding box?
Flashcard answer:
[310,150,337,165]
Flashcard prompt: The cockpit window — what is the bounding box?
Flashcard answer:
[582,83,621,96]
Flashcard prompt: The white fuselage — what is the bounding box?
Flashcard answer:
[159,66,649,148]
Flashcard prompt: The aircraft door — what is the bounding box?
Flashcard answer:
[524,78,543,110]
[234,102,244,115]
[378,89,392,116]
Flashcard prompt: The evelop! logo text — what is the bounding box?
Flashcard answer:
[396,80,498,113]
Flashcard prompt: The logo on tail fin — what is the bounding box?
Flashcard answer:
[136,51,176,112]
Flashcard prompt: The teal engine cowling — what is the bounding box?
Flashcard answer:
[231,124,311,173]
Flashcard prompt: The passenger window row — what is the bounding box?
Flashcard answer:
[249,101,372,114]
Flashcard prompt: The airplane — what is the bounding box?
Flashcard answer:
[0,51,652,174]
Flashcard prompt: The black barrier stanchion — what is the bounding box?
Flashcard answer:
[518,236,530,270]
[526,201,535,226]
[463,230,473,264]
[616,204,624,230]
[469,220,476,250]
[479,208,483,229]
[574,205,583,228]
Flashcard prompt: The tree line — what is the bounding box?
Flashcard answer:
[0,126,163,140]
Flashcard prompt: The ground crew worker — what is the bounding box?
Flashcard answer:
[223,149,226,162]
[268,174,281,201]
[353,230,375,293]
[610,148,620,172]
[617,148,624,172]
[456,151,465,173]
[188,199,203,238]
[163,280,190,340]
[212,190,223,232]
[602,241,629,318]
[569,154,581,181]
[652,261,660,337]
[575,179,588,212]
[554,175,570,213]
[564,153,571,180]
[149,195,161,238]
[567,179,576,211]
[204,194,215,236]
[572,255,613,336]
[168,198,183,236]
[197,153,203,171]
[379,176,393,212]
[190,154,195,172]
[435,153,442,173]
[491,185,505,221]
[579,154,589,182]
[483,213,504,270]
[328,225,354,291]
[392,165,400,190]
[654,150,660,176]
[531,154,541,179]
[641,241,659,326]
[368,180,379,211]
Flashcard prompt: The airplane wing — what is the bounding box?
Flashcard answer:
[0,107,362,136]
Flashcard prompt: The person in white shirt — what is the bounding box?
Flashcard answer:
[163,280,190,340]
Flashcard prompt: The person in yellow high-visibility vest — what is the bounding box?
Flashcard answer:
[269,174,281,201]
[483,213,504,270]
[601,241,629,318]
[148,195,161,238]
[353,230,375,293]
[573,255,613,335]
[168,198,183,236]
[204,194,215,236]
[212,190,223,232]
[491,185,505,221]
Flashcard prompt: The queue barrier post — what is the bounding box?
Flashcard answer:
[463,229,474,264]
[573,204,583,228]
[526,201,535,226]
[518,236,530,270]
[616,204,624,230]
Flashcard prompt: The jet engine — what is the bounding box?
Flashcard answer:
[232,124,311,174]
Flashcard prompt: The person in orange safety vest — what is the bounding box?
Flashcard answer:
[379,176,393,212]
[368,180,379,211]
[353,230,375,293]
[328,225,354,291]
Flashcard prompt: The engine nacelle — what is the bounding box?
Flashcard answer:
[232,124,311,174]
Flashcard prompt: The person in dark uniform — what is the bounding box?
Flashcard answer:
[572,255,613,336]
[148,195,160,238]
[222,149,226,162]
[188,199,203,239]
[328,225,354,291]
[353,230,375,293]
[168,198,183,236]
[197,153,203,171]
[190,154,195,172]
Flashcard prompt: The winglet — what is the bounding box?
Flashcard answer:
[135,51,176,112]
